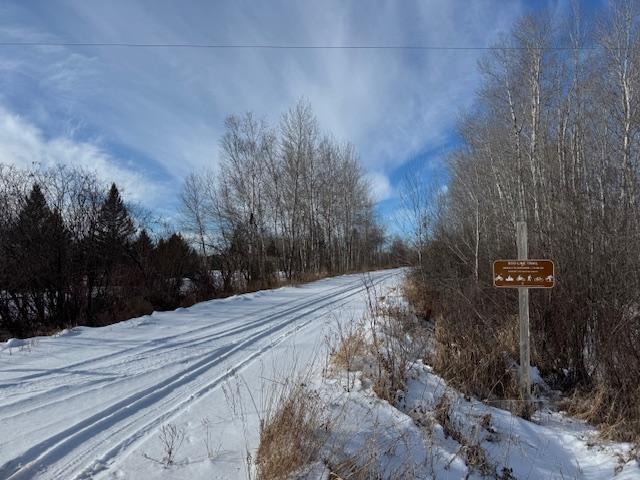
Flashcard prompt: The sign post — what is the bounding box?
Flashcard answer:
[516,222,530,404]
[493,222,555,408]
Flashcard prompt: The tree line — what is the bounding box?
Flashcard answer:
[0,101,396,339]
[0,165,201,339]
[180,100,387,289]
[410,1,640,441]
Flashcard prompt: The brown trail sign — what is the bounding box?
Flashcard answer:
[494,222,556,412]
[493,260,554,288]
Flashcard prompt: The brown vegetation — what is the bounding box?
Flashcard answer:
[434,395,493,477]
[429,283,522,408]
[255,382,327,480]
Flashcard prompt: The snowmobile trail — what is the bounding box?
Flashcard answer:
[0,275,364,416]
[0,269,401,480]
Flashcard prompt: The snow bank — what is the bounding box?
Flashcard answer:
[286,288,640,479]
[2,338,27,350]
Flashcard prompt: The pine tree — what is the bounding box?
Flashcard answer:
[97,183,135,254]
[3,184,72,332]
[132,229,155,292]
[151,233,198,307]
[133,229,154,263]
[11,185,60,285]
[48,206,73,324]
[90,183,135,316]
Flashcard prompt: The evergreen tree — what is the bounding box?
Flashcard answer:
[95,183,135,288]
[47,206,74,325]
[81,183,136,321]
[134,229,154,255]
[2,184,72,333]
[97,183,135,255]
[151,233,198,307]
[131,229,155,294]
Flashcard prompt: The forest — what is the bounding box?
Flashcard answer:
[180,100,388,289]
[0,101,397,340]
[407,1,640,441]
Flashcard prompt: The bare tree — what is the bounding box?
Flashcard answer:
[179,99,386,287]
[410,1,640,441]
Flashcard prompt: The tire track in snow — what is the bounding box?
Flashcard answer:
[0,278,360,418]
[0,278,357,426]
[0,271,397,480]
[0,278,350,389]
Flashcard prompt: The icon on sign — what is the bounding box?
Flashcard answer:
[527,275,532,281]
[545,275,554,282]
[535,276,543,281]
[506,275,514,282]
[516,275,525,282]
[494,275,504,282]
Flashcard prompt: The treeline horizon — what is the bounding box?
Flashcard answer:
[408,0,640,442]
[179,99,405,288]
[0,167,205,339]
[0,101,408,340]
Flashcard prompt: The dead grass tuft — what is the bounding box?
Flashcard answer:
[255,383,327,479]
[402,277,435,322]
[369,339,408,405]
[328,457,384,480]
[434,395,456,441]
[431,306,523,415]
[330,322,367,374]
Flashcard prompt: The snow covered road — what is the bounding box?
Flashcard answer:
[0,269,402,479]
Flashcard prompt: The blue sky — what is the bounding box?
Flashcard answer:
[0,0,605,234]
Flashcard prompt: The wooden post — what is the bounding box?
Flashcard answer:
[516,221,530,403]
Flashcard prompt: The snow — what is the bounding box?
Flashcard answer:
[1,268,638,480]
[1,337,38,354]
[0,269,401,479]
[292,288,640,480]
[2,338,27,350]
[400,362,639,479]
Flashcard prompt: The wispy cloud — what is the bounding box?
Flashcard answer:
[0,105,169,205]
[0,0,526,218]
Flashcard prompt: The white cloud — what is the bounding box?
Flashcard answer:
[0,0,526,212]
[0,105,168,205]
[366,171,394,202]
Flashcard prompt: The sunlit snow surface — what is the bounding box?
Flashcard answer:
[1,268,637,479]
[299,289,640,480]
[0,270,401,479]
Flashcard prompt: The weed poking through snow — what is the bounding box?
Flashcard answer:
[143,423,186,467]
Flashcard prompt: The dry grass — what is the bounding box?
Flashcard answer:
[328,317,408,404]
[402,277,436,322]
[328,457,384,480]
[369,332,408,405]
[434,395,456,441]
[326,429,421,480]
[255,382,327,480]
[430,300,526,417]
[563,385,640,446]
[403,271,538,421]
[361,279,413,404]
[330,322,367,374]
